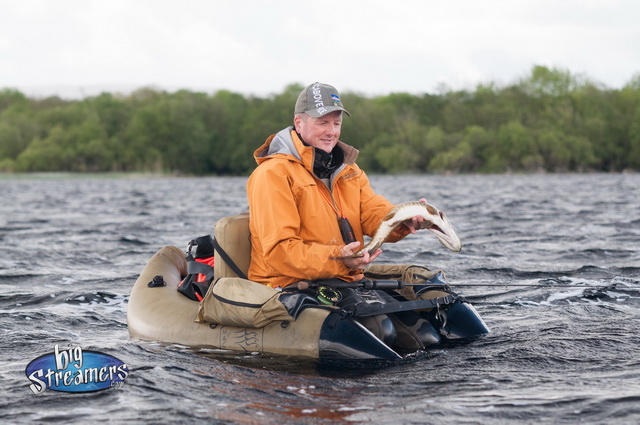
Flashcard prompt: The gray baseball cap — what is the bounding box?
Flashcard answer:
[294,82,351,118]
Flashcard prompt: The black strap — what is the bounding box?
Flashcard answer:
[347,295,456,317]
[212,238,248,280]
[307,278,409,290]
[186,261,215,282]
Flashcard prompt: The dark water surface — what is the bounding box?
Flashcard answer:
[1,173,639,424]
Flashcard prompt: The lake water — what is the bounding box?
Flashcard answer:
[1,173,639,424]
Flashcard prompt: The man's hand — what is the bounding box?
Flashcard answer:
[404,198,429,234]
[340,241,382,270]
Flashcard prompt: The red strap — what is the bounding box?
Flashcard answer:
[195,257,215,282]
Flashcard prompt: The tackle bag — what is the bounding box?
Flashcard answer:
[195,277,320,328]
[177,235,215,301]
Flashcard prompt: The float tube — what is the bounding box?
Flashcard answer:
[127,213,489,361]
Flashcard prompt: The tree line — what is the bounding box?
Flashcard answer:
[1,65,640,175]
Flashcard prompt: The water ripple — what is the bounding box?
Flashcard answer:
[1,174,639,424]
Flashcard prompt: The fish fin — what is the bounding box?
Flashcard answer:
[381,211,396,222]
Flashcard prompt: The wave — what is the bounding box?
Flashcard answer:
[558,248,637,261]
[1,291,123,308]
[466,265,640,280]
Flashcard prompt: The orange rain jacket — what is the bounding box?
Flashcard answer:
[247,127,409,288]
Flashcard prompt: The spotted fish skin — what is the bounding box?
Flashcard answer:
[341,201,462,259]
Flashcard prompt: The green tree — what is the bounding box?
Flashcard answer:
[537,128,572,171]
[16,127,69,171]
[496,121,542,172]
[2,66,640,175]
[629,109,640,170]
[523,65,585,97]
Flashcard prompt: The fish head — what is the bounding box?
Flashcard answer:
[424,205,462,252]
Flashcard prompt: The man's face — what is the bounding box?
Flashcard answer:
[294,111,343,153]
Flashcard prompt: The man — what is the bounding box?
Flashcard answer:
[246,82,426,289]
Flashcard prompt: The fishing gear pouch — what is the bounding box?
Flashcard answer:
[364,264,447,301]
[195,277,319,328]
[177,235,215,302]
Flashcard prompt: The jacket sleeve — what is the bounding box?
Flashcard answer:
[248,163,351,281]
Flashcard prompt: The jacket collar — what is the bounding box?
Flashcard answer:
[253,127,360,184]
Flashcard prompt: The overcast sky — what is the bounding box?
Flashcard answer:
[1,0,639,99]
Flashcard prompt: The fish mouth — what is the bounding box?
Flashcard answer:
[428,223,462,252]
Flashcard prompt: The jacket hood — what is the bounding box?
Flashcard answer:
[256,127,301,161]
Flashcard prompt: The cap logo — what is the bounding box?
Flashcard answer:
[312,83,324,108]
[311,83,328,115]
[331,94,341,106]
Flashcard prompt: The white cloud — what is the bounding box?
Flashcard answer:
[1,0,638,98]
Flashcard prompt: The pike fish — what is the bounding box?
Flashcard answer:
[340,201,462,259]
